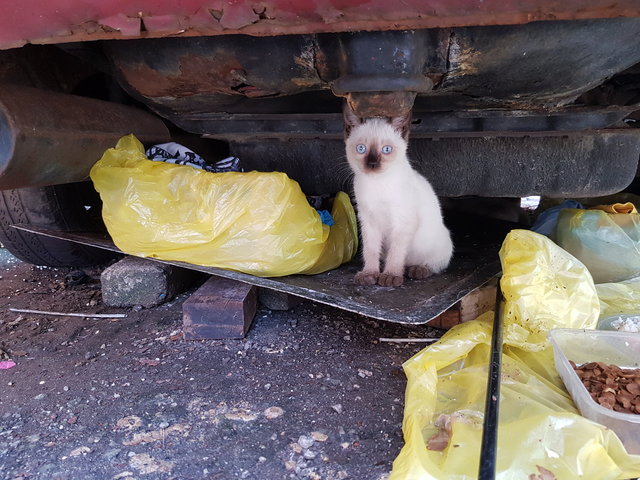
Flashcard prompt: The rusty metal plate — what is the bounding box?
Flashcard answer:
[2,1,640,50]
[12,215,513,324]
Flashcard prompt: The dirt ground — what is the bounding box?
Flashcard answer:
[0,252,443,480]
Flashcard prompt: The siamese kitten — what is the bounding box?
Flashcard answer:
[344,104,453,287]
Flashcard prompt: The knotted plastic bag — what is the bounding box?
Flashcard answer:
[90,135,358,277]
[390,230,640,480]
[556,208,640,283]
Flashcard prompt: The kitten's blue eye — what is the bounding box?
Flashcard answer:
[356,144,366,154]
[381,145,393,154]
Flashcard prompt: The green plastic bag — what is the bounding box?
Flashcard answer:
[556,208,640,283]
[90,135,358,277]
[390,230,640,480]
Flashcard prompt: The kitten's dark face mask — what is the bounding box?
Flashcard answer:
[364,150,381,170]
[347,134,403,174]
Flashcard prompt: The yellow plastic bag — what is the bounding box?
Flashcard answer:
[499,229,599,351]
[597,276,640,318]
[390,230,640,480]
[90,135,358,277]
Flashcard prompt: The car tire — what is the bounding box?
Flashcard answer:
[0,182,117,267]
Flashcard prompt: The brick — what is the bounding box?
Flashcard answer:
[183,276,257,340]
[257,288,303,311]
[101,256,196,308]
[429,308,462,330]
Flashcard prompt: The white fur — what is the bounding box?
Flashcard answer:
[345,118,453,284]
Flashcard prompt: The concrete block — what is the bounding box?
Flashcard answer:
[183,276,257,340]
[101,256,196,308]
[257,288,303,311]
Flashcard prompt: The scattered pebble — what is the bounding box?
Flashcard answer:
[116,416,142,431]
[263,406,284,419]
[129,453,175,474]
[331,404,343,414]
[298,435,314,449]
[225,409,258,422]
[123,424,190,446]
[69,446,92,457]
[112,472,135,480]
[311,432,328,442]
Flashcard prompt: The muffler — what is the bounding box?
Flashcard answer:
[0,85,170,189]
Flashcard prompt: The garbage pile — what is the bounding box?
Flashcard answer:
[390,215,640,479]
[90,135,358,277]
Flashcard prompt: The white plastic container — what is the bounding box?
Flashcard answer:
[548,328,640,454]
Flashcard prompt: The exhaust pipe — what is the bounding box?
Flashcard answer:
[0,85,170,189]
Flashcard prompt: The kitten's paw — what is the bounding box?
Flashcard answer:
[354,271,379,285]
[378,272,404,287]
[407,265,432,280]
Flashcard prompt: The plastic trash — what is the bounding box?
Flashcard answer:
[597,276,640,319]
[591,202,638,214]
[530,199,584,237]
[556,208,640,283]
[90,135,358,277]
[499,229,599,351]
[146,142,241,172]
[390,230,640,480]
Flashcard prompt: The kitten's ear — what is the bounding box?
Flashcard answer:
[343,101,362,139]
[390,110,412,141]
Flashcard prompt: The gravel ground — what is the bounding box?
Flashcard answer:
[0,253,443,480]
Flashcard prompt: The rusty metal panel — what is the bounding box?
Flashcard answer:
[1,0,640,50]
[104,35,323,102]
[105,18,640,120]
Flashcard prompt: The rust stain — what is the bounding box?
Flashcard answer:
[290,77,321,87]
[118,52,290,99]
[119,55,248,98]
[291,39,322,87]
[347,91,417,117]
[447,35,480,77]
[69,21,118,36]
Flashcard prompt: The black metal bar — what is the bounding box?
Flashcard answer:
[478,282,504,480]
